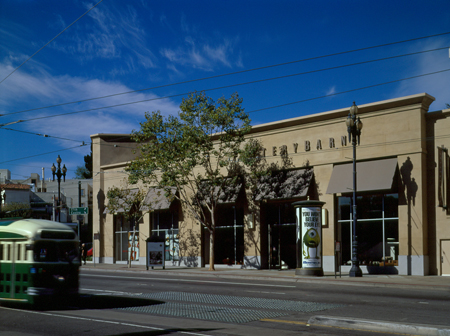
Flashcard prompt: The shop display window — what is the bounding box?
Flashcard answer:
[114,214,139,262]
[338,193,398,267]
[151,210,179,261]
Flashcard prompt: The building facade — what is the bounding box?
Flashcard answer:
[91,93,450,276]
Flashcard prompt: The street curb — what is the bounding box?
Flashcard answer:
[308,316,450,336]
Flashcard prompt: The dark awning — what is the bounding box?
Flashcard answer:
[255,168,313,201]
[196,181,243,205]
[104,187,176,214]
[142,187,176,210]
[326,158,398,194]
[104,188,139,214]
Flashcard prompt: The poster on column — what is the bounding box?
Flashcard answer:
[301,207,321,269]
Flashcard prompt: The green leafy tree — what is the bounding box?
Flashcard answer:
[83,151,93,178]
[74,166,90,179]
[75,145,93,179]
[127,92,252,270]
[105,181,151,268]
[0,202,32,219]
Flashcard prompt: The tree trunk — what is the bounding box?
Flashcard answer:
[209,229,215,271]
[128,220,136,269]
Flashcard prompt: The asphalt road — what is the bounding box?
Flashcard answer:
[1,269,449,336]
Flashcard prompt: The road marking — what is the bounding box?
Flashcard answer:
[0,306,210,336]
[80,288,142,296]
[82,273,296,288]
[261,319,418,335]
[261,319,308,326]
[246,290,286,295]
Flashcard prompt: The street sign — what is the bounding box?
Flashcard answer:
[70,207,89,215]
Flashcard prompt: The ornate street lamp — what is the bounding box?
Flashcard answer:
[51,155,67,222]
[346,102,363,277]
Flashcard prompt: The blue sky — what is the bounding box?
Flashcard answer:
[1,0,450,181]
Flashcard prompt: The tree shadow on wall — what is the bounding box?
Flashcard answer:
[399,157,418,275]
[178,227,201,267]
[96,189,105,259]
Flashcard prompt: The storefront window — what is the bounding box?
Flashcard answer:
[151,210,179,261]
[215,205,244,265]
[357,195,382,219]
[338,197,351,220]
[338,193,398,268]
[384,194,399,218]
[203,205,244,266]
[114,215,139,262]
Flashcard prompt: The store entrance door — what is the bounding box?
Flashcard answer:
[268,223,296,269]
[265,202,297,270]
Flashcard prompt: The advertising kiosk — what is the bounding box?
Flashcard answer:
[293,199,325,276]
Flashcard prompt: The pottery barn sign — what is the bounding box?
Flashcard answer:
[261,136,348,157]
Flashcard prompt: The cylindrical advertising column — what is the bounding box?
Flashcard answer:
[293,199,325,276]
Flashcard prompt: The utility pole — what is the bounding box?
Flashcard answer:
[78,181,81,240]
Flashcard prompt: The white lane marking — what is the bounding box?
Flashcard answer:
[246,290,286,295]
[0,306,210,336]
[80,288,142,295]
[82,273,296,288]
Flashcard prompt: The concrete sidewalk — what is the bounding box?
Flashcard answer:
[80,262,450,291]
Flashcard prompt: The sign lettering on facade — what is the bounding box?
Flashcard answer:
[261,136,347,157]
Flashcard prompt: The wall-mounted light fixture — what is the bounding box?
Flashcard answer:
[322,208,328,226]
[247,213,254,229]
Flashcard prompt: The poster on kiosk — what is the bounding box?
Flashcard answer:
[301,207,321,269]
[293,199,325,276]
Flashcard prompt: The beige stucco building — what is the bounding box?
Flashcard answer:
[91,93,450,276]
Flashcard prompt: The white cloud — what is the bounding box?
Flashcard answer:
[326,86,336,96]
[393,39,450,110]
[51,3,157,70]
[161,36,239,72]
[0,61,180,150]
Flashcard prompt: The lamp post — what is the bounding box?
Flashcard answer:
[346,102,363,277]
[51,155,67,222]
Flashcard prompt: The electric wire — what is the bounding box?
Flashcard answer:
[4,47,449,119]
[0,0,105,85]
[13,66,450,123]
[246,68,450,114]
[0,127,86,143]
[0,145,85,165]
[1,65,449,153]
[4,31,450,116]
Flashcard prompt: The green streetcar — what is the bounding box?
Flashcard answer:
[0,219,80,306]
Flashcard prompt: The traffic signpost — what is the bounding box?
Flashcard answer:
[69,207,89,215]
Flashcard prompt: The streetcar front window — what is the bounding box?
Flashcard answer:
[33,241,79,263]
[59,241,80,263]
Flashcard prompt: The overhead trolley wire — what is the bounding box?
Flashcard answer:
[0,0,105,85]
[246,68,450,114]
[13,66,450,123]
[0,127,87,143]
[0,145,85,165]
[4,32,450,116]
[2,64,449,154]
